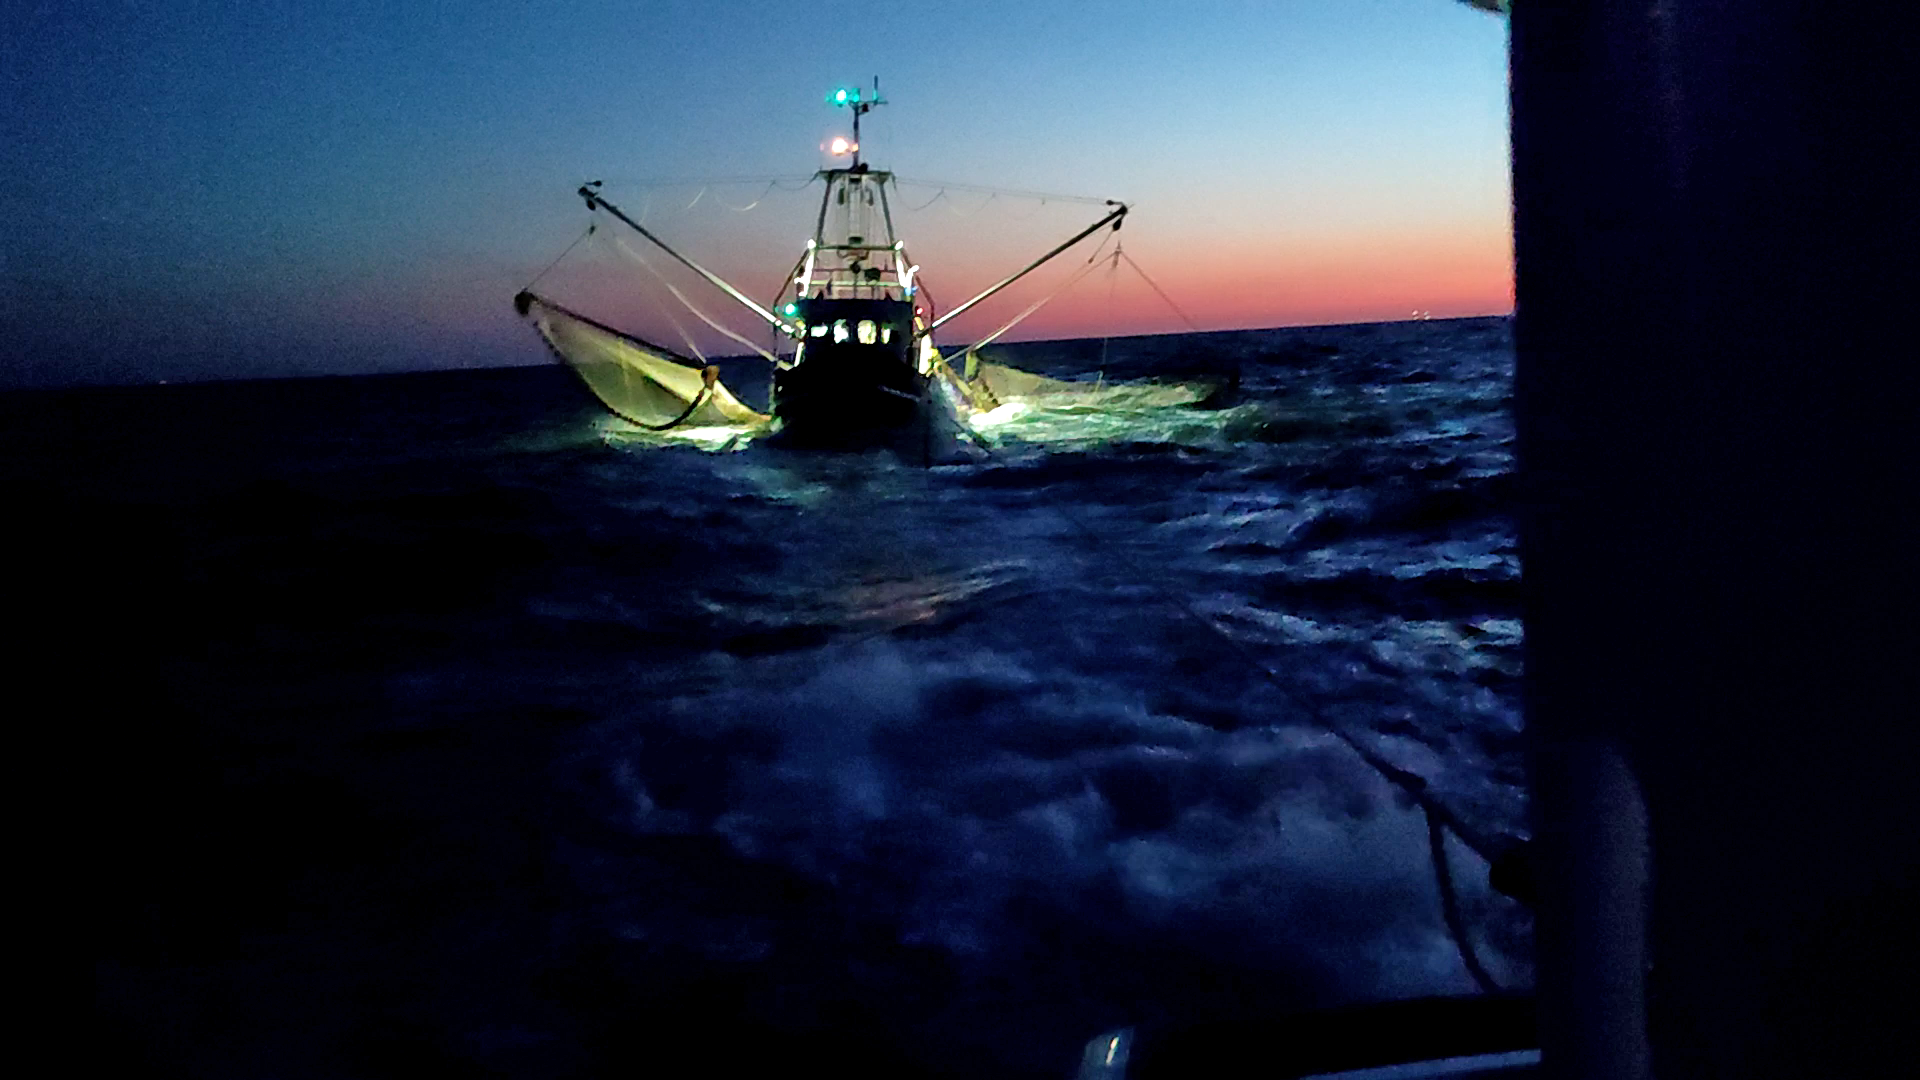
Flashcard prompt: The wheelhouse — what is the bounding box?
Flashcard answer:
[791,297,915,365]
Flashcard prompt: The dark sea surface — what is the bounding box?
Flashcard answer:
[36,315,1527,1078]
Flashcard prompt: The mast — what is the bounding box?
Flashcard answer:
[805,80,1126,345]
[799,79,918,306]
[827,77,884,169]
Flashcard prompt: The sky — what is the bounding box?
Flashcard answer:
[2,1,1510,386]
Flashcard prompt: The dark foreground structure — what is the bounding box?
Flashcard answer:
[68,4,1916,1076]
[1128,3,1918,1076]
[1513,3,1917,1077]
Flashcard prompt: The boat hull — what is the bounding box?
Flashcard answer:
[770,349,927,447]
[771,296,934,447]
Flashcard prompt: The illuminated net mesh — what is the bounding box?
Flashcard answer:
[525,297,770,431]
[518,178,1211,438]
[971,362,1211,410]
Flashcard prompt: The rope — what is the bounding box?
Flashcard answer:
[1057,494,1505,991]
[1003,197,1055,222]
[944,191,997,218]
[655,289,708,364]
[960,423,1509,994]
[522,223,595,292]
[954,229,1119,362]
[601,230,706,361]
[1430,807,1503,994]
[892,176,1113,205]
[515,294,721,433]
[722,180,779,212]
[900,187,949,212]
[1120,250,1204,332]
[1099,239,1119,373]
[590,214,710,363]
[624,369,719,432]
[600,221,780,363]
[590,175,817,189]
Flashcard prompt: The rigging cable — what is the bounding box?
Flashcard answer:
[522,223,595,293]
[892,177,1114,205]
[1100,236,1120,374]
[1001,195,1057,222]
[958,388,1508,995]
[944,191,997,218]
[622,366,720,432]
[955,228,1120,363]
[1120,250,1204,332]
[598,211,781,363]
[591,175,817,190]
[1025,476,1509,995]
[1430,808,1503,994]
[722,180,780,212]
[653,283,710,364]
[900,187,949,213]
[596,224,708,362]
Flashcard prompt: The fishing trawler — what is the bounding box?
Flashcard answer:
[514,82,1134,449]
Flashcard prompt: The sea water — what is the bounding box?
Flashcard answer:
[35,316,1526,1077]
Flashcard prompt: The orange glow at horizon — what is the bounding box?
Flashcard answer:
[499,233,1515,365]
[921,225,1513,343]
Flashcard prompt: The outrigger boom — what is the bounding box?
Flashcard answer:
[926,201,1127,334]
[530,84,1154,448]
[578,181,799,338]
[582,175,1127,348]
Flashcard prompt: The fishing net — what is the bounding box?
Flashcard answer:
[516,292,770,432]
[971,361,1212,410]
[515,177,1213,442]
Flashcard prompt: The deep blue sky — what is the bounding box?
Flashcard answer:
[3,1,1508,386]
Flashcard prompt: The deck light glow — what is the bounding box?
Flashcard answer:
[968,401,1029,429]
[828,135,857,156]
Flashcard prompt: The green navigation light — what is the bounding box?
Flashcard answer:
[782,302,799,316]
